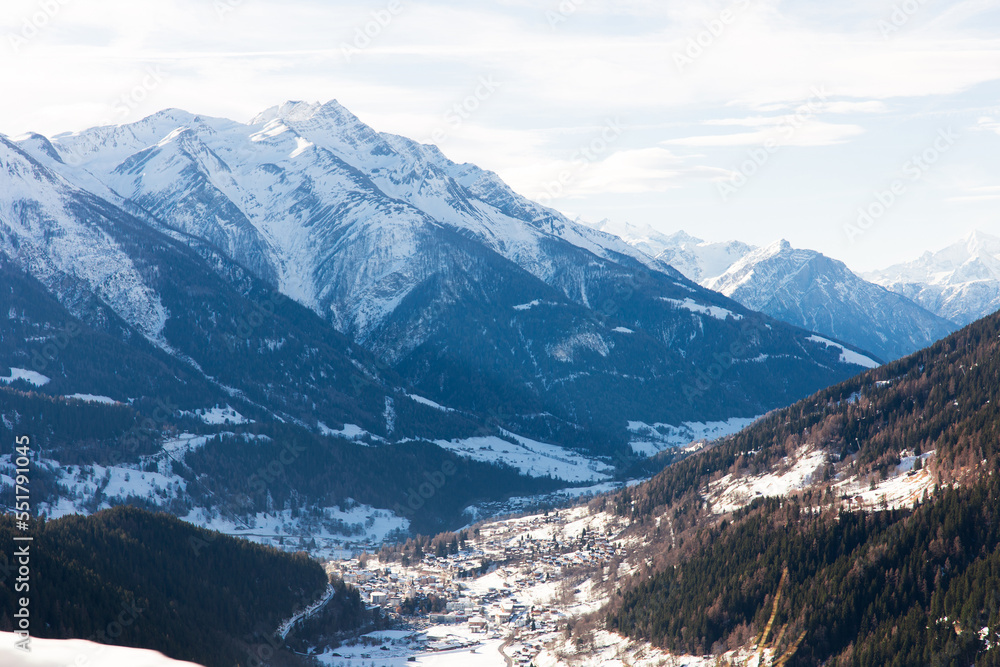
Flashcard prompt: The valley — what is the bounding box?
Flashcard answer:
[1,17,999,664]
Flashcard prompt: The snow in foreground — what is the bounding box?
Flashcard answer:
[0,633,203,667]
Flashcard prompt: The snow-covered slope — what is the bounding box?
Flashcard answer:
[704,240,956,361]
[865,230,1000,326]
[0,633,204,667]
[0,133,487,440]
[0,135,169,342]
[45,101,679,339]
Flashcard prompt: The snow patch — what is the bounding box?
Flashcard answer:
[406,393,456,413]
[546,332,610,362]
[318,421,383,443]
[807,335,880,369]
[708,446,827,514]
[66,393,118,404]
[832,451,936,511]
[661,297,742,321]
[627,416,759,457]
[0,632,203,667]
[0,368,50,387]
[433,432,613,483]
[181,405,251,425]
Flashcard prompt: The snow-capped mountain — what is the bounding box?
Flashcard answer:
[589,224,956,361]
[584,220,755,282]
[865,230,1000,326]
[704,240,957,361]
[45,101,675,340]
[0,131,480,440]
[4,101,881,458]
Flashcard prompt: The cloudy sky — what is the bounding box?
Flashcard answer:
[1,0,999,270]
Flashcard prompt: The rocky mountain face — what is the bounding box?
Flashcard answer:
[704,240,957,362]
[4,101,877,457]
[590,225,956,361]
[865,230,1000,326]
[0,131,475,440]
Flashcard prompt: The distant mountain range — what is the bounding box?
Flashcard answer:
[587,222,959,361]
[705,240,957,363]
[585,220,754,283]
[864,230,1000,326]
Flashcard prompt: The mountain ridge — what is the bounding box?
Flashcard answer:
[865,229,1000,326]
[6,101,878,452]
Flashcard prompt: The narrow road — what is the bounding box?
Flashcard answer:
[276,584,336,641]
[498,636,514,667]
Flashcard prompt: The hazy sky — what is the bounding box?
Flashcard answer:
[2,0,999,271]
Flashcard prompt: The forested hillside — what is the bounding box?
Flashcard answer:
[601,310,1000,665]
[0,507,367,667]
[608,480,1000,665]
[0,386,567,534]
[613,309,1000,524]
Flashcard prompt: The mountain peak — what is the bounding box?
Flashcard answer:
[12,132,64,164]
[964,229,1000,258]
[757,238,793,258]
[665,229,704,246]
[250,99,360,127]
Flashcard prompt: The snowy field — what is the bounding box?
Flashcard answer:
[66,393,119,404]
[708,446,828,514]
[0,633,203,667]
[316,625,506,666]
[661,296,742,321]
[807,335,880,368]
[833,451,937,511]
[627,416,759,456]
[433,431,614,482]
[179,404,252,424]
[706,445,937,515]
[0,367,50,386]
